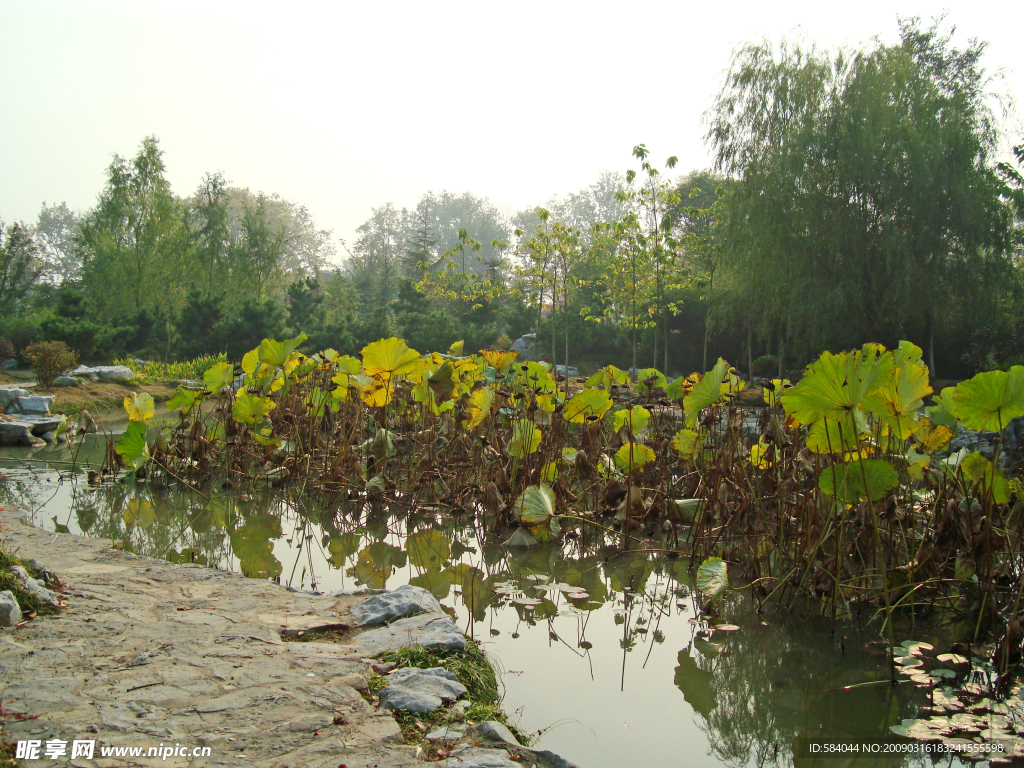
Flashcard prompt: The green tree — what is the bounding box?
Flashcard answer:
[0,220,43,333]
[35,202,81,284]
[79,136,189,317]
[707,18,1013,374]
[233,193,286,301]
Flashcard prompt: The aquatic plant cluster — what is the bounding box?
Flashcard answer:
[111,336,1024,654]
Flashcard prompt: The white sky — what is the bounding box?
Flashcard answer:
[2,1,1021,263]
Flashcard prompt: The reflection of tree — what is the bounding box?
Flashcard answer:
[678,610,923,768]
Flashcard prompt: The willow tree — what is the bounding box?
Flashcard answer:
[707,17,1013,374]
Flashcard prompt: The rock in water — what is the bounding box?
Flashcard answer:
[378,667,467,713]
[475,721,519,746]
[0,590,22,627]
[349,584,443,626]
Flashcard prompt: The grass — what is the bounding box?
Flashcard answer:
[366,639,528,754]
[46,380,176,417]
[0,543,60,617]
[114,354,227,386]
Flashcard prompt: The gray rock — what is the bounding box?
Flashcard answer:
[445,747,520,768]
[0,415,32,446]
[40,431,55,444]
[22,414,64,436]
[427,725,466,741]
[378,666,467,713]
[69,365,134,381]
[52,375,78,387]
[0,386,32,410]
[0,590,22,627]
[344,612,466,656]
[526,749,582,768]
[0,358,16,370]
[350,584,443,626]
[331,587,388,597]
[9,565,59,606]
[23,434,46,448]
[12,395,55,415]
[176,379,204,390]
[475,721,519,746]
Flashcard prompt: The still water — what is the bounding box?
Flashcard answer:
[0,425,985,767]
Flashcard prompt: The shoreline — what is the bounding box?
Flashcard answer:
[0,504,574,768]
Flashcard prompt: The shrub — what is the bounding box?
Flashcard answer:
[23,341,78,388]
[751,355,780,377]
[0,337,14,361]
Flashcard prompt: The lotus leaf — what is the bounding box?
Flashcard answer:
[361,337,422,379]
[258,333,307,368]
[513,484,559,542]
[481,349,519,370]
[863,356,932,438]
[696,557,728,600]
[925,386,958,428]
[634,368,667,393]
[166,386,201,415]
[749,438,776,469]
[509,419,542,458]
[115,421,149,471]
[448,339,465,356]
[959,451,1011,504]
[952,366,1024,432]
[123,498,154,528]
[562,389,612,424]
[427,360,457,402]
[611,405,651,434]
[233,390,275,425]
[204,361,235,393]
[671,428,703,460]
[614,442,655,472]
[241,348,260,376]
[124,391,155,422]
[819,458,898,502]
[684,358,729,427]
[761,379,790,406]
[584,364,628,390]
[465,387,494,430]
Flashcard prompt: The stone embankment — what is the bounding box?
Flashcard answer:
[0,505,577,768]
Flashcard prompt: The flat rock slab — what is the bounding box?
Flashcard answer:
[426,725,466,741]
[378,667,467,713]
[350,583,442,626]
[0,386,31,409]
[345,613,466,656]
[445,747,522,768]
[0,504,423,768]
[475,720,519,745]
[69,364,135,381]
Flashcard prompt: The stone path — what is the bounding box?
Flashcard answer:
[0,503,425,768]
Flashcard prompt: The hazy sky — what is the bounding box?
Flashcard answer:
[2,1,1021,262]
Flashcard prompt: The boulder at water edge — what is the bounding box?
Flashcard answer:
[350,583,443,626]
[378,666,467,713]
[0,590,22,627]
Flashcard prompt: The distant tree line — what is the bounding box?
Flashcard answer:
[2,17,1022,379]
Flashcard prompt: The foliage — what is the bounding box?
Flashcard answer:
[115,353,227,384]
[0,220,43,333]
[22,340,77,387]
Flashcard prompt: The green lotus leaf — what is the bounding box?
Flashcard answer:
[670,428,703,460]
[819,458,898,502]
[863,357,932,439]
[204,361,235,393]
[233,390,275,426]
[513,484,558,541]
[959,451,1011,504]
[115,421,149,470]
[634,368,668,393]
[562,389,612,424]
[166,386,202,416]
[427,360,456,403]
[781,345,892,431]
[684,358,730,428]
[952,366,1024,432]
[696,557,728,600]
[925,386,958,428]
[584,364,628,390]
[258,333,308,368]
[610,406,651,434]
[509,419,541,459]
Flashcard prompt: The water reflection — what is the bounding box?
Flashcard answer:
[1,435,984,768]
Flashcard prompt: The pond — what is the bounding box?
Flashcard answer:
[0,426,1003,768]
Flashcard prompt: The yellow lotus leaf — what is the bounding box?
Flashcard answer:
[465,387,494,431]
[614,442,656,473]
[562,389,612,424]
[481,349,519,370]
[671,428,703,460]
[750,438,776,469]
[448,340,465,356]
[124,391,155,422]
[352,373,394,408]
[361,338,423,379]
[761,379,790,406]
[241,348,260,376]
[584,365,629,391]
[919,423,953,452]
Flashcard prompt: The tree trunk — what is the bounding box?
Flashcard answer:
[925,311,936,378]
[747,325,754,384]
[778,333,786,380]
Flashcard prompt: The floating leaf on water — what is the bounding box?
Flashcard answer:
[512,597,542,606]
[696,557,728,601]
[693,637,723,657]
[932,668,957,679]
[897,657,924,668]
[937,653,969,666]
[712,623,740,632]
